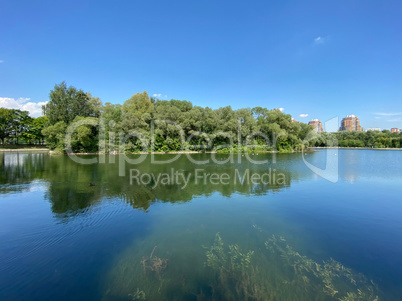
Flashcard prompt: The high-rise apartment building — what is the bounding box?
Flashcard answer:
[308,119,323,133]
[391,128,399,133]
[339,115,362,131]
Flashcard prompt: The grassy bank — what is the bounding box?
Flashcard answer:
[0,144,48,151]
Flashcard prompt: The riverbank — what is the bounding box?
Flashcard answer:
[0,149,49,152]
[0,146,311,155]
[49,149,310,155]
[0,145,48,152]
[310,146,402,151]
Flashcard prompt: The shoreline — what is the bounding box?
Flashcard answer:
[54,150,306,155]
[2,147,401,154]
[310,147,402,151]
[0,148,49,152]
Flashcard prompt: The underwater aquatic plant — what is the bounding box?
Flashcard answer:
[204,230,381,300]
[338,290,379,301]
[205,233,254,272]
[264,234,380,301]
[129,288,146,300]
[204,233,270,300]
[141,246,168,278]
[103,230,381,301]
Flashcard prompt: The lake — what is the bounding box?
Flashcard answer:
[0,150,402,300]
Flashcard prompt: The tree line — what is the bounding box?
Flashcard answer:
[313,130,402,149]
[2,81,401,151]
[39,82,314,153]
[0,108,47,145]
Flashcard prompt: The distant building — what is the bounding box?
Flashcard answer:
[339,115,362,131]
[308,119,323,133]
[366,128,381,132]
[391,128,399,133]
[292,118,297,123]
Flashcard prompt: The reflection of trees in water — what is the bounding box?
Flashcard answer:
[0,152,46,192]
[0,153,303,216]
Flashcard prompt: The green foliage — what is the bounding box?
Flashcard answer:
[41,121,67,150]
[36,85,369,152]
[6,84,402,152]
[40,81,103,151]
[36,84,321,152]
[0,108,46,144]
[313,130,402,149]
[30,116,48,143]
[0,108,19,143]
[43,81,99,125]
[67,116,99,152]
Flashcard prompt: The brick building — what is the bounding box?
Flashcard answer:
[308,119,323,133]
[339,115,362,131]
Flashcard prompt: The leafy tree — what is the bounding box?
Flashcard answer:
[31,116,49,144]
[0,108,15,144]
[41,121,67,150]
[43,81,98,125]
[87,93,103,118]
[123,91,154,120]
[68,116,99,152]
[101,103,123,152]
[0,108,32,144]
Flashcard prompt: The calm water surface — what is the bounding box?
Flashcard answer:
[0,150,401,300]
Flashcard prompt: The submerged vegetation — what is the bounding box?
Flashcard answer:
[128,289,146,301]
[103,227,380,301]
[140,246,168,278]
[264,235,379,301]
[203,232,379,300]
[204,233,257,300]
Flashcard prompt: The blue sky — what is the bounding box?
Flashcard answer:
[1,0,401,130]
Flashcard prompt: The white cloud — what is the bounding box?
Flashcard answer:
[0,97,48,117]
[299,114,309,118]
[387,118,402,122]
[153,93,162,98]
[278,108,284,112]
[314,36,326,44]
[375,112,402,116]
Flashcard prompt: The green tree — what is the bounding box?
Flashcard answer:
[43,81,98,125]
[0,108,33,144]
[42,121,67,150]
[68,116,99,152]
[0,108,15,144]
[31,116,49,144]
